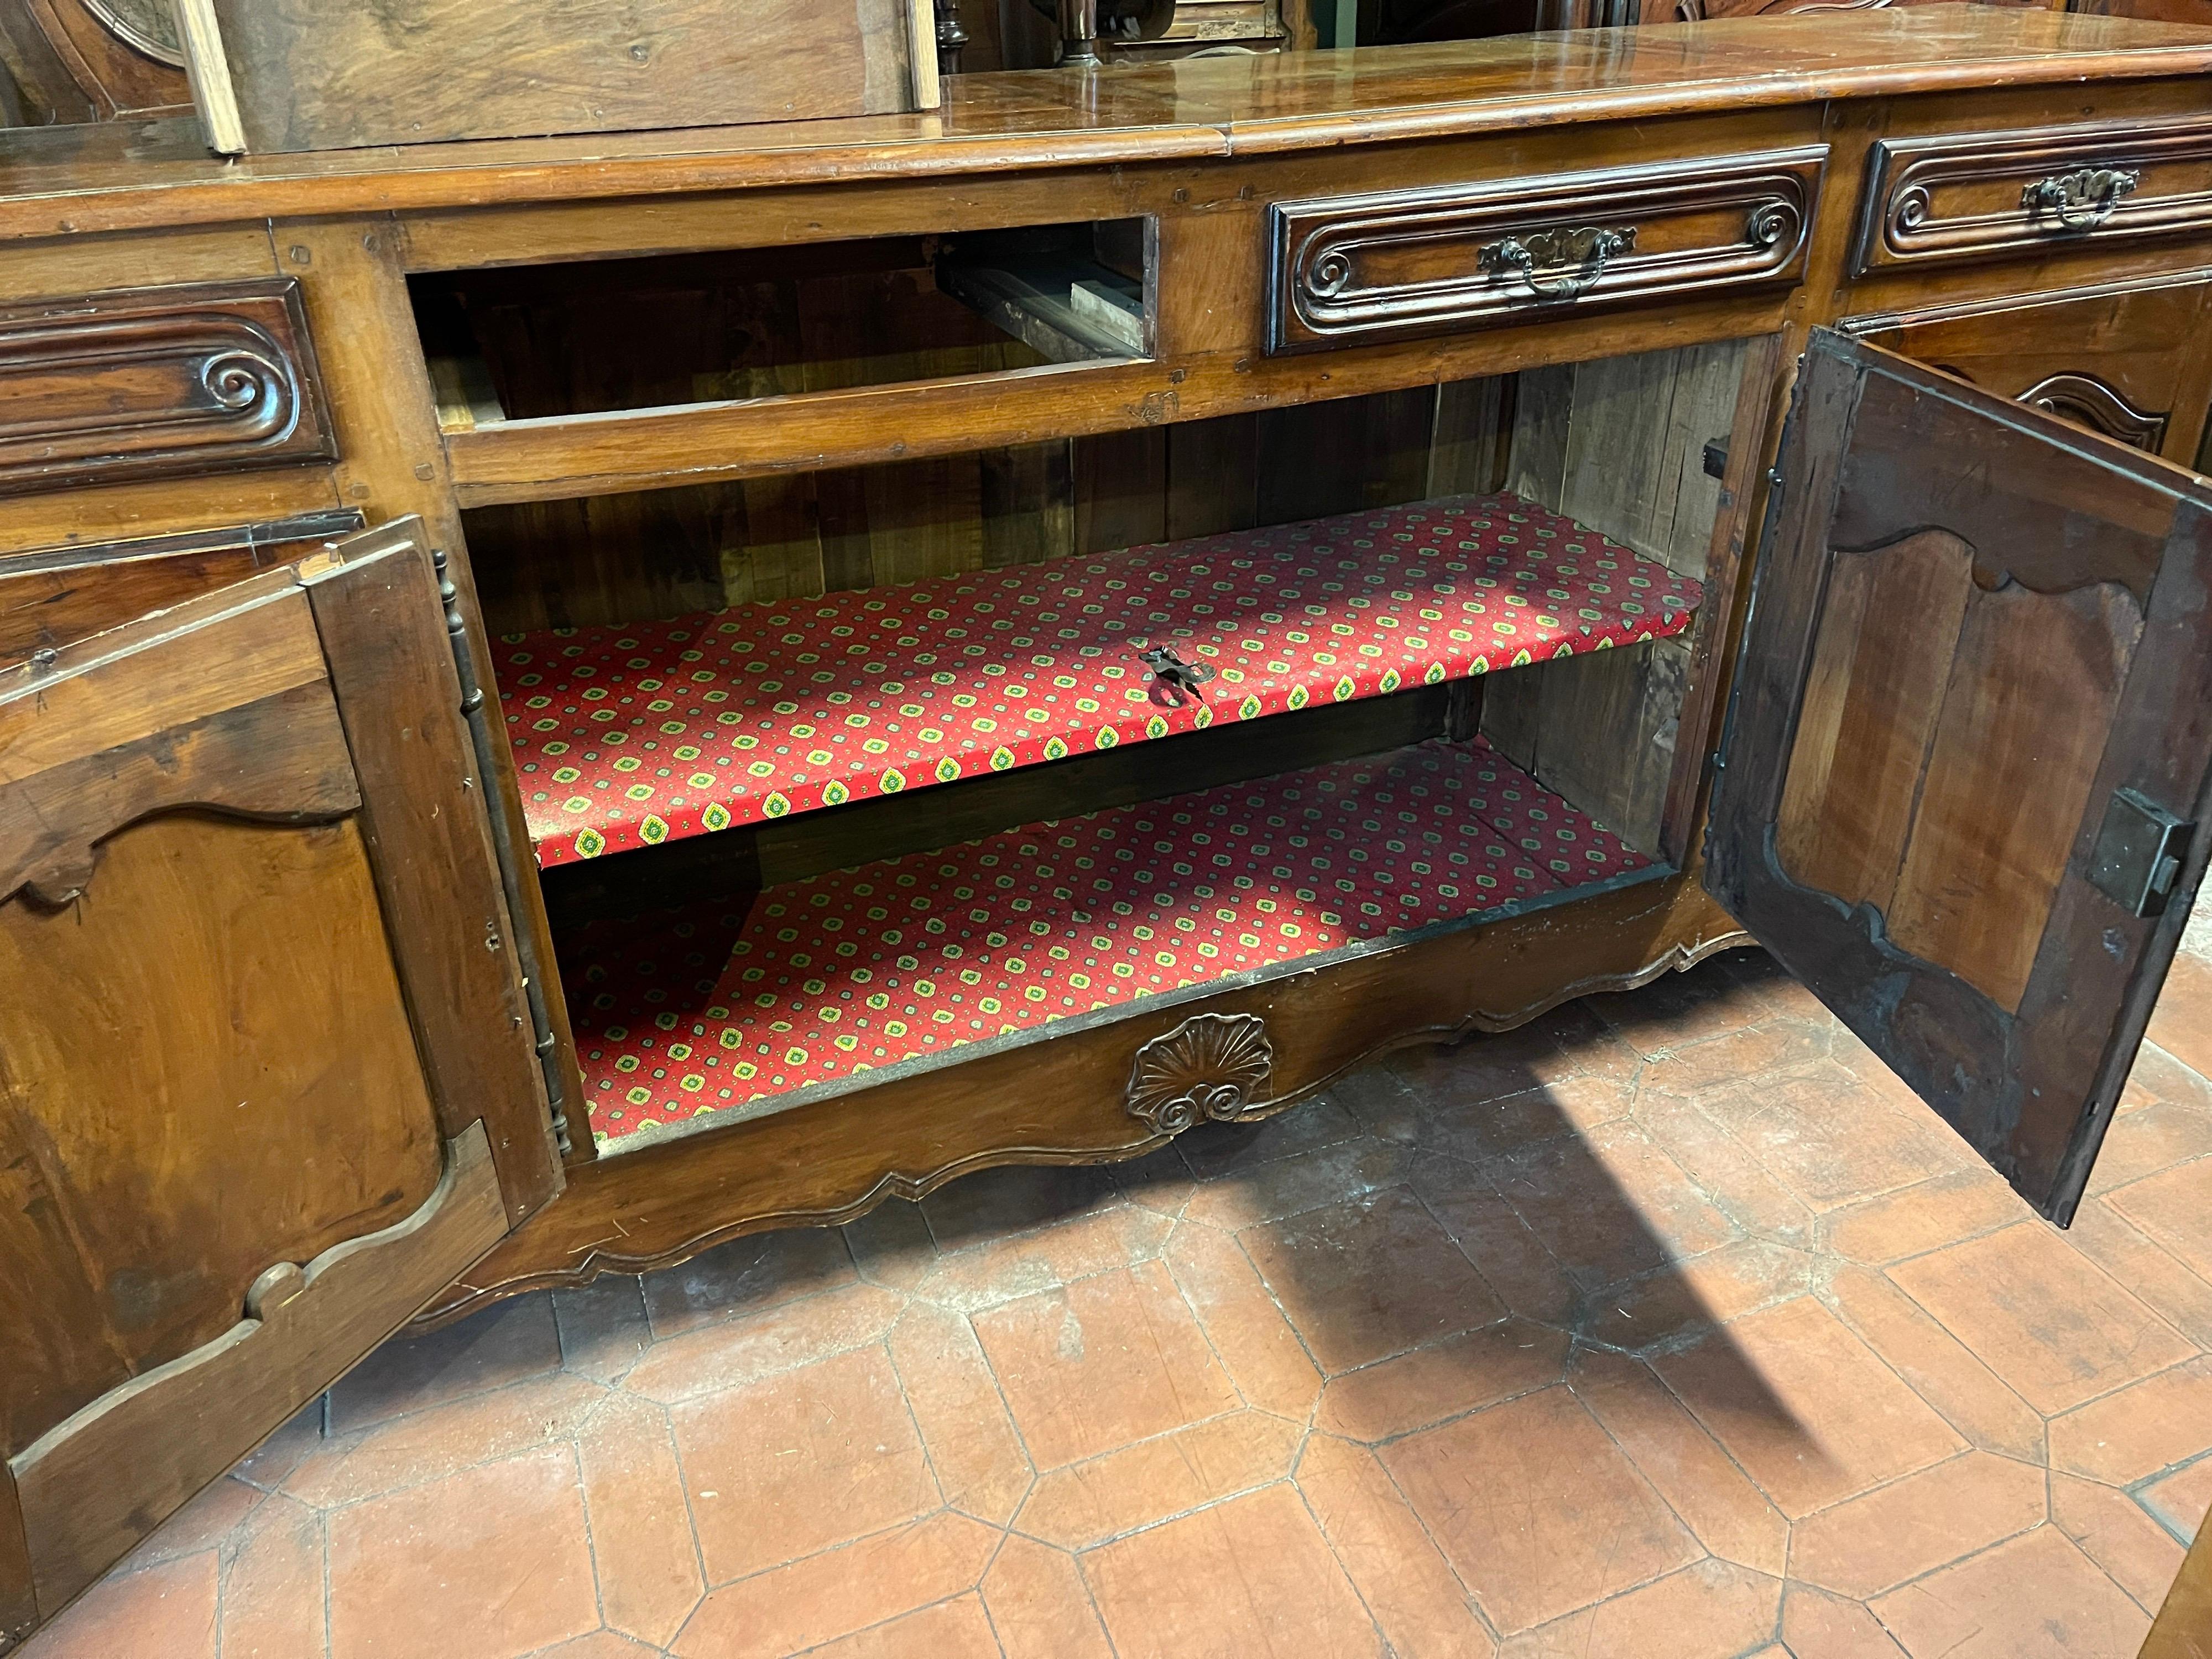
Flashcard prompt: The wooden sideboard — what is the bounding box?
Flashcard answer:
[7,7,2212,1644]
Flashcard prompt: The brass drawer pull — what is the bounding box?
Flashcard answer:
[2020,166,2141,230]
[1477,225,1636,301]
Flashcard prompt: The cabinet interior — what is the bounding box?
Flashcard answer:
[408,218,1152,430]
[461,334,1752,1153]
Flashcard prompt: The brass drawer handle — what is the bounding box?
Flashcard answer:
[2021,166,2141,231]
[1477,225,1637,302]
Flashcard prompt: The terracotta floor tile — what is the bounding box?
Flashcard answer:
[1496,1557,1781,1659]
[1579,1237,1814,1352]
[1822,1266,2045,1464]
[2109,1156,2212,1281]
[1082,1484,1385,1659]
[133,1474,262,1565]
[896,1204,1175,1316]
[981,1535,1114,1659]
[216,1494,326,1659]
[285,1372,608,1509]
[1487,1121,1736,1291]
[672,1512,998,1659]
[1567,1348,1790,1578]
[971,1260,1240,1469]
[1790,1451,2047,1598]
[1327,1065,1427,1144]
[1717,947,1832,1024]
[620,1282,906,1406]
[530,1634,665,1658]
[327,1295,562,1433]
[1631,1086,1819,1250]
[1176,1096,1363,1179]
[1584,954,1778,1055]
[577,1392,705,1646]
[2086,1103,2212,1194]
[552,1276,655,1383]
[1108,1143,1204,1218]
[1639,1020,1837,1097]
[1689,1062,1962,1213]
[1239,1187,1505,1373]
[1781,1583,1910,1659]
[2142,1452,2212,1541]
[1381,1385,1698,1634]
[804,1595,1002,1658]
[2064,1197,2212,1349]
[641,1227,856,1338]
[1867,1526,2151,1659]
[1162,1221,1326,1420]
[885,1302,1034,1524]
[1015,1410,1302,1549]
[2048,1356,2212,1485]
[1820,1172,2028,1267]
[2121,1042,2212,1115]
[922,1163,1120,1250]
[1297,1433,1497,1659]
[22,1554,218,1659]
[1889,1224,2193,1416]
[1390,1003,1639,1103]
[1178,1139,1415,1232]
[1418,1074,1636,1162]
[2050,1473,2189,1614]
[670,1345,937,1583]
[1651,1297,1963,1520]
[1314,1319,1567,1443]
[2146,950,2212,1083]
[841,1199,942,1291]
[233,1401,326,1493]
[326,1446,598,1659]
[1409,1166,1578,1327]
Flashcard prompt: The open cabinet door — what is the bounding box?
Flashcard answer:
[0,521,560,1648]
[1705,328,2212,1226]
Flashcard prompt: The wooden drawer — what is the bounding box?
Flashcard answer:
[0,278,336,497]
[1265,147,1827,354]
[1856,113,2212,275]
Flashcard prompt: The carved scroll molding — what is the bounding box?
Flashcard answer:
[8,1125,506,1616]
[0,278,335,498]
[2017,372,2169,453]
[1856,113,2212,275]
[1126,1012,1274,1133]
[1266,146,1825,353]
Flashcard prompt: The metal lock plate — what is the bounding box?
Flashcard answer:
[2088,786,2193,919]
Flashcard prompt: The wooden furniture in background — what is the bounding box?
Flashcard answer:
[0,0,188,124]
[4,10,2212,1644]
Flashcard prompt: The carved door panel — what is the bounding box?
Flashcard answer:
[1704,330,2212,1224]
[0,521,558,1650]
[1846,272,2212,466]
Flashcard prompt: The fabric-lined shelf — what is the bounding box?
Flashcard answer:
[561,734,1654,1146]
[498,491,1703,869]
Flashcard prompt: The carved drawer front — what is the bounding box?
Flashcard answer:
[1858,114,2212,275]
[0,278,336,497]
[1265,146,1827,354]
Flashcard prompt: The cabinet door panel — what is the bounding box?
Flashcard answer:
[1848,272,2212,465]
[0,524,554,1645]
[1705,330,2212,1223]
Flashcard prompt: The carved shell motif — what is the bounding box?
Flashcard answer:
[1125,1013,1274,1134]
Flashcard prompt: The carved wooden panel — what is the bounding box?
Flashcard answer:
[1706,331,2212,1224]
[1266,148,1825,354]
[1855,113,2212,275]
[0,279,335,499]
[1842,270,2212,466]
[1125,1012,1275,1131]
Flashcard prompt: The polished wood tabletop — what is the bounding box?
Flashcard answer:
[1,6,2209,241]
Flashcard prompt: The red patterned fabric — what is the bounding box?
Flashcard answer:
[565,736,1651,1146]
[499,492,1701,868]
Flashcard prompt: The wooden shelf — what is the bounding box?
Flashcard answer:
[496,489,1704,868]
[561,733,1655,1147]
